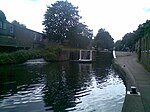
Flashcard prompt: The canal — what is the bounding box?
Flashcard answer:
[0,54,126,112]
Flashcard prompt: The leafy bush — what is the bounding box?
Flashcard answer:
[0,46,62,65]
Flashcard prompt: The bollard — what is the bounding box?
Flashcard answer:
[130,86,137,94]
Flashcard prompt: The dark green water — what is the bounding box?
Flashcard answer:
[0,56,125,112]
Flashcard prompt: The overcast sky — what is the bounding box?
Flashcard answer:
[0,0,150,41]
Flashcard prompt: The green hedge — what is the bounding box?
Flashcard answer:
[0,47,62,65]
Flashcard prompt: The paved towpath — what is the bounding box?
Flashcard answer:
[114,52,150,112]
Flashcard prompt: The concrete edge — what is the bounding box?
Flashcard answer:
[112,58,145,112]
[112,59,131,91]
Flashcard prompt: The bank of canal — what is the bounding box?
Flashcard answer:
[0,53,126,112]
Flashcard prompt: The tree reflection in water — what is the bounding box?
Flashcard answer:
[0,53,125,112]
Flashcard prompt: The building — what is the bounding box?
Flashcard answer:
[136,34,150,71]
[14,25,43,48]
[0,10,43,52]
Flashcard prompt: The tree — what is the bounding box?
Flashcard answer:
[43,1,81,44]
[94,28,114,50]
[115,40,122,51]
[114,20,150,51]
[67,23,93,48]
[122,33,135,50]
[114,33,135,51]
[134,20,150,42]
[77,25,93,48]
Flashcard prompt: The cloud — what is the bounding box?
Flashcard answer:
[0,0,149,41]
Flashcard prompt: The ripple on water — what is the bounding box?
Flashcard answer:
[0,62,126,112]
[0,83,45,109]
[65,70,125,112]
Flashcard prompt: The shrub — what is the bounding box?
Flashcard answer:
[0,46,62,65]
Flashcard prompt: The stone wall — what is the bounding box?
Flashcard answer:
[138,34,150,71]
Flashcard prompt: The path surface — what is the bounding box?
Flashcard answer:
[114,52,150,112]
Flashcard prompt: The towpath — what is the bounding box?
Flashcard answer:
[114,52,150,112]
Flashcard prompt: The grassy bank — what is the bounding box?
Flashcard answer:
[0,46,62,65]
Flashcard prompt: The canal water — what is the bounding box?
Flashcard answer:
[0,54,126,112]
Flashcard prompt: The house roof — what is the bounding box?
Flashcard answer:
[0,10,6,21]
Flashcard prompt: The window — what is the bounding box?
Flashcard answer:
[10,25,14,33]
[39,35,42,41]
[34,33,37,40]
[0,21,2,28]
[3,23,6,29]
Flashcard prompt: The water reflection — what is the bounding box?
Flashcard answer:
[0,55,125,112]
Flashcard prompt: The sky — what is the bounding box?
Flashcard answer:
[0,0,150,42]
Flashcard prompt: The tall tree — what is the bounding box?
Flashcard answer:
[114,33,136,51]
[115,40,122,51]
[94,28,114,50]
[134,20,150,42]
[67,23,93,48]
[122,33,135,50]
[43,1,81,44]
[114,20,150,51]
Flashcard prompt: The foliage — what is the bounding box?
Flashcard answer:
[114,33,135,51]
[114,20,150,51]
[134,20,150,42]
[115,40,122,51]
[0,47,62,65]
[123,33,135,50]
[43,1,81,43]
[67,23,93,48]
[94,28,114,50]
[43,1,93,48]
